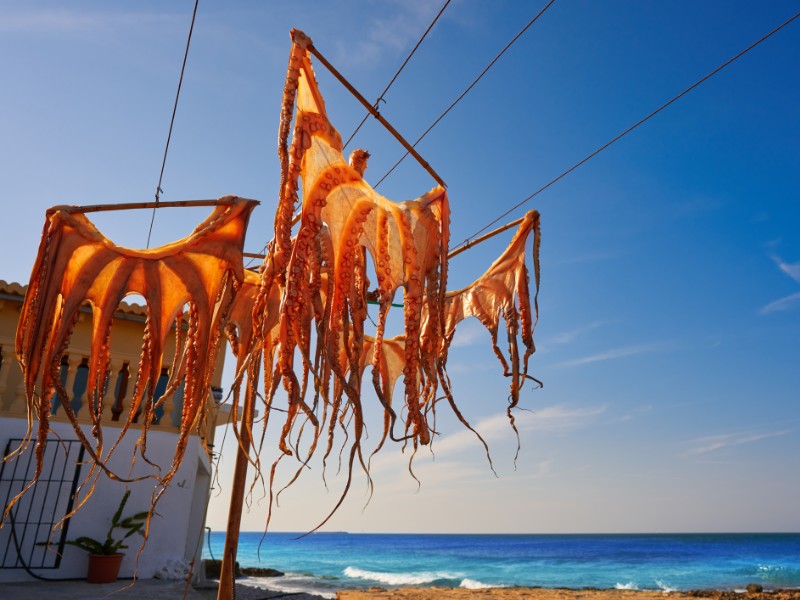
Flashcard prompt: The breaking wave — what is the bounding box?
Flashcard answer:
[655,579,678,592]
[343,566,460,586]
[460,578,507,589]
[615,582,638,590]
[241,573,338,599]
[343,568,508,590]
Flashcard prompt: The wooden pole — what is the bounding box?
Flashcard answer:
[216,381,257,600]
[306,43,447,190]
[242,213,298,261]
[51,199,248,215]
[448,215,526,259]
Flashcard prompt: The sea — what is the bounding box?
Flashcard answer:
[202,532,800,598]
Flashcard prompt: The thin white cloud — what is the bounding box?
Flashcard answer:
[0,9,179,34]
[761,256,800,313]
[554,341,673,368]
[431,404,607,456]
[450,319,487,348]
[373,457,555,496]
[686,430,790,457]
[445,360,495,374]
[367,404,606,475]
[615,404,653,423]
[760,291,800,314]
[549,320,608,346]
[772,255,800,284]
[362,405,606,493]
[331,1,447,69]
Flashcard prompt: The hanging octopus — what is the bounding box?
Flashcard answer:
[235,30,541,529]
[9,197,256,520]
[8,27,542,546]
[255,29,449,464]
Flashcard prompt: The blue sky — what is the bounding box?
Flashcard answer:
[1,1,798,534]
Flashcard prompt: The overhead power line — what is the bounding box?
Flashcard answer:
[373,0,557,189]
[452,8,800,254]
[146,0,200,248]
[343,0,452,151]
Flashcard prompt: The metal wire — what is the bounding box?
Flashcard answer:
[146,0,200,248]
[452,8,800,253]
[342,0,452,151]
[373,0,557,189]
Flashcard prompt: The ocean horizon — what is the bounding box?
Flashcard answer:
[202,531,800,598]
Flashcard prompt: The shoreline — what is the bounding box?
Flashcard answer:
[333,588,800,599]
[3,578,797,600]
[221,577,800,600]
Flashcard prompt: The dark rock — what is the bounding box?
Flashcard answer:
[204,559,242,579]
[746,584,763,594]
[204,561,284,579]
[239,566,285,578]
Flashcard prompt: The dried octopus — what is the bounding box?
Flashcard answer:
[360,210,542,468]
[8,28,542,543]
[241,31,450,518]
[237,30,540,526]
[8,196,256,520]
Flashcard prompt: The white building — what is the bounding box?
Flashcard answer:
[0,280,229,582]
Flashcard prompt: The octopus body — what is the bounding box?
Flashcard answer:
[10,197,256,519]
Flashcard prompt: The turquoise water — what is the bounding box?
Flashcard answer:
[202,532,800,598]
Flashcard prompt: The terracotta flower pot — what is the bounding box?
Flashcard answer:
[87,553,124,584]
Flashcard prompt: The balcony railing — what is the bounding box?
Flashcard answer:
[0,342,227,436]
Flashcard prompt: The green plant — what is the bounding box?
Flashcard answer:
[63,490,148,555]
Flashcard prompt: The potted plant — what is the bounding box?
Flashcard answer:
[60,490,148,583]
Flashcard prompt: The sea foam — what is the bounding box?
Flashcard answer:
[655,579,678,592]
[343,566,459,586]
[615,582,638,590]
[241,574,337,600]
[460,578,507,589]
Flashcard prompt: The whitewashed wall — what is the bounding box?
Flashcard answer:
[0,417,212,582]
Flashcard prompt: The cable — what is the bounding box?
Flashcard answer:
[342,0,452,151]
[452,8,800,253]
[373,0,557,189]
[146,0,200,248]
[244,246,267,270]
[205,526,218,567]
[209,389,235,497]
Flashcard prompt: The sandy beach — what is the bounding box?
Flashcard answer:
[224,580,800,600]
[195,581,800,600]
[0,578,800,600]
[2,578,797,600]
